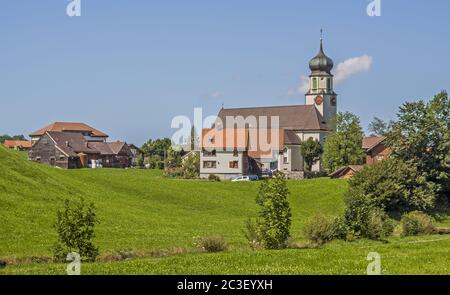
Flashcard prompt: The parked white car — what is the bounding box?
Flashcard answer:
[231,175,259,182]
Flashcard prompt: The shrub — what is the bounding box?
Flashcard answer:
[136,154,144,167]
[52,198,99,262]
[365,208,395,240]
[164,167,184,178]
[303,214,345,245]
[255,171,292,249]
[193,235,228,253]
[208,174,221,182]
[399,211,435,237]
[243,218,263,250]
[345,159,438,219]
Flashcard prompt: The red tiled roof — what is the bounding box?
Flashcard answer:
[30,122,108,137]
[201,128,299,159]
[3,140,32,149]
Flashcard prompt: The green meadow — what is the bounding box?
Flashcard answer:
[0,146,449,274]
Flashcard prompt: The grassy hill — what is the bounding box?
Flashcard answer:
[1,145,449,274]
[0,145,346,257]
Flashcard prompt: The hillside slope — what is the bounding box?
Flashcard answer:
[0,146,347,258]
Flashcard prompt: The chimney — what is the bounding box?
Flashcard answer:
[65,141,70,147]
[85,142,89,148]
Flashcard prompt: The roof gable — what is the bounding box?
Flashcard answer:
[363,136,385,151]
[46,131,100,156]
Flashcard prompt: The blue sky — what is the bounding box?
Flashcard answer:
[1,0,449,145]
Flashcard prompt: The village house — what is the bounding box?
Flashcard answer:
[3,140,33,151]
[200,38,337,180]
[200,127,302,180]
[329,136,391,179]
[28,122,134,169]
[29,122,108,143]
[329,165,365,179]
[362,136,390,165]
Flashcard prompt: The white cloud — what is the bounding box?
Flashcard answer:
[334,55,373,84]
[288,55,373,97]
[208,91,223,99]
[287,75,309,97]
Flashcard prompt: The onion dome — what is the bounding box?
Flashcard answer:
[309,39,334,74]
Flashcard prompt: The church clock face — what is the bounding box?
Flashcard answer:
[330,96,337,106]
[315,95,323,105]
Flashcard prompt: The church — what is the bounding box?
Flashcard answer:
[200,38,338,180]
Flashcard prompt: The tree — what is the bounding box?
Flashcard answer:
[166,146,182,168]
[323,112,365,173]
[52,198,99,262]
[368,117,390,136]
[343,159,437,238]
[181,152,200,178]
[386,91,450,208]
[136,154,144,167]
[300,138,323,171]
[141,138,172,158]
[141,138,173,169]
[255,171,292,249]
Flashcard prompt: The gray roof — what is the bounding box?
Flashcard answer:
[47,131,99,157]
[216,105,328,131]
[284,130,301,145]
[88,142,114,155]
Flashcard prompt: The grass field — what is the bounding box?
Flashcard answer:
[0,146,449,274]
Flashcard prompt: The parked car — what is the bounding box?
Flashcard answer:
[232,175,259,182]
[232,176,250,182]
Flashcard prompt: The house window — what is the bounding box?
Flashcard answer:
[35,156,41,163]
[229,161,239,169]
[50,157,56,166]
[312,78,318,90]
[202,149,216,157]
[203,161,217,169]
[59,155,65,160]
[376,155,384,162]
[233,148,238,157]
[283,148,289,164]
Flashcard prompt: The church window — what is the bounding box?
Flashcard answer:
[327,78,331,90]
[312,78,318,90]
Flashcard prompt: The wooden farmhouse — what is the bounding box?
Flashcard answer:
[28,122,134,169]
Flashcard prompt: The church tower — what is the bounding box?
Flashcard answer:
[305,33,337,129]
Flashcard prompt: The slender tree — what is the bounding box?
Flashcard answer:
[368,117,389,136]
[300,138,323,171]
[323,112,365,173]
[255,172,292,249]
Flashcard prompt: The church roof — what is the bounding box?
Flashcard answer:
[216,105,328,131]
